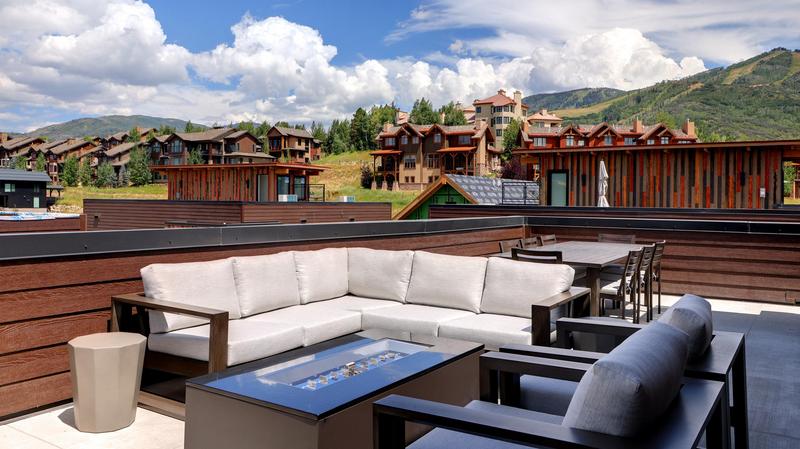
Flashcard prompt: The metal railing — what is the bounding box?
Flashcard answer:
[501,181,540,205]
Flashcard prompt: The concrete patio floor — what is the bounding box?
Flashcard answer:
[1,295,797,449]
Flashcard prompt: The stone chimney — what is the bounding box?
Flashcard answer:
[682,119,696,137]
[440,111,446,123]
[541,108,548,116]
[0,132,7,143]
[514,90,522,115]
[382,122,392,133]
[633,118,644,134]
[497,89,506,97]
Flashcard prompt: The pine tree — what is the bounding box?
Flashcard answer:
[349,108,371,152]
[78,157,93,186]
[126,127,142,143]
[367,105,396,150]
[501,118,521,160]
[275,121,290,128]
[13,155,28,170]
[128,148,152,186]
[409,98,440,125]
[117,165,129,187]
[255,121,272,138]
[439,102,468,126]
[35,153,46,172]
[94,163,115,187]
[61,156,79,187]
[184,121,196,133]
[187,149,204,165]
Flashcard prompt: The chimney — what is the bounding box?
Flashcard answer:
[514,90,522,115]
[497,89,506,97]
[682,119,696,137]
[541,108,548,116]
[0,132,7,143]
[440,111,446,123]
[633,118,643,134]
[382,122,392,133]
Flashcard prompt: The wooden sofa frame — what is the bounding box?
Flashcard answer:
[111,287,590,376]
[499,317,748,449]
[374,351,727,449]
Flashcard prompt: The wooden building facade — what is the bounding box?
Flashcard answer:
[515,140,800,209]
[156,163,324,202]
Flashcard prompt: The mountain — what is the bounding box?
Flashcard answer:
[523,88,625,111]
[26,115,206,139]
[533,48,800,141]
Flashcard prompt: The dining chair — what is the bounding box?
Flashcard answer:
[521,237,541,247]
[637,244,656,322]
[537,234,557,246]
[597,233,636,243]
[511,247,562,264]
[652,240,666,315]
[599,249,641,321]
[498,238,523,254]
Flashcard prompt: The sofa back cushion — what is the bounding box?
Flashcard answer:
[480,257,575,318]
[141,258,242,334]
[294,248,348,303]
[231,252,301,317]
[658,294,713,361]
[347,248,414,302]
[562,321,689,437]
[405,251,487,313]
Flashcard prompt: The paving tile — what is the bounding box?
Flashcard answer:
[0,425,59,449]
[749,430,800,449]
[9,406,183,449]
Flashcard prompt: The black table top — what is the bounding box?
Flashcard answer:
[186,329,483,420]
[494,241,643,268]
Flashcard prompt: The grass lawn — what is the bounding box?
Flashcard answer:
[784,197,800,205]
[53,184,167,213]
[315,152,420,214]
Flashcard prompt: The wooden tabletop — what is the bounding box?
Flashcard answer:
[495,241,643,268]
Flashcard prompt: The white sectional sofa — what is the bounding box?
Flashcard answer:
[112,247,588,373]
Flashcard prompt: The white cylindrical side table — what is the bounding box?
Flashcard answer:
[68,332,146,433]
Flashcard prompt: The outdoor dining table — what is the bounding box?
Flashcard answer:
[493,240,644,317]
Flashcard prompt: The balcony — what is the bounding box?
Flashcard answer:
[0,212,798,449]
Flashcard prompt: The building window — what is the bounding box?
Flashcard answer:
[504,117,511,124]
[434,133,441,143]
[412,136,419,144]
[661,136,670,145]
[566,135,575,147]
[34,184,40,193]
[533,137,547,147]
[458,135,470,145]
[401,135,408,145]
[4,183,15,192]
[404,155,416,169]
[426,154,439,168]
[578,139,586,146]
[385,137,396,146]
[170,140,182,153]
[410,176,415,183]
[476,106,481,113]
[428,176,433,183]
[647,139,655,145]
[604,135,613,146]
[624,137,636,145]
[496,129,503,137]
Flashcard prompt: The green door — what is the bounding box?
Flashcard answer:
[549,171,569,206]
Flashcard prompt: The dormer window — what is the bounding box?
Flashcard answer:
[401,135,408,145]
[412,136,419,144]
[458,135,470,145]
[385,137,395,146]
[434,133,441,143]
[647,139,655,145]
[661,136,669,145]
[604,135,613,146]
[566,135,575,147]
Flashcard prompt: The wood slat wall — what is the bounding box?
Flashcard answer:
[0,225,523,419]
[84,199,392,230]
[0,217,82,234]
[430,205,800,304]
[536,146,784,209]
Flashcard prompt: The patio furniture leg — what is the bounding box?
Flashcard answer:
[732,345,749,449]
[707,389,731,449]
[586,267,601,316]
[374,410,405,449]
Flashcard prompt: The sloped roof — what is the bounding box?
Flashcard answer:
[474,92,515,107]
[39,139,68,150]
[174,128,236,142]
[528,109,563,121]
[0,136,43,151]
[0,168,51,183]
[272,126,313,139]
[50,140,97,156]
[105,141,138,157]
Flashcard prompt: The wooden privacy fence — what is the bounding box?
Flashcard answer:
[0,217,525,419]
[431,205,800,304]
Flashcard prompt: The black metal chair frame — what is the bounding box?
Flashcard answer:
[511,247,563,264]
[374,351,727,449]
[599,249,641,321]
[652,240,666,315]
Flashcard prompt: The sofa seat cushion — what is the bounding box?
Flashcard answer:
[347,248,414,302]
[142,258,242,334]
[520,375,578,416]
[314,295,402,313]
[437,314,533,350]
[406,251,487,313]
[658,294,713,361]
[294,248,348,304]
[231,252,300,317]
[563,321,689,437]
[147,320,303,367]
[361,304,474,336]
[408,400,562,449]
[481,257,574,318]
[245,304,362,346]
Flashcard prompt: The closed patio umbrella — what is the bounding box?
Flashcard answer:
[598,160,610,207]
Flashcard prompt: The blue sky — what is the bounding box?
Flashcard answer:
[0,0,798,131]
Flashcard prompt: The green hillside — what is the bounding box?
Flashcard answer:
[523,88,625,111]
[26,115,206,140]
[547,48,800,141]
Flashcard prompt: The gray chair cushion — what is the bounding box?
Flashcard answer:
[408,400,561,449]
[562,321,689,437]
[520,375,578,416]
[658,294,713,361]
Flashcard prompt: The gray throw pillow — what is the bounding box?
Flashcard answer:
[658,294,713,361]
[562,321,689,437]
